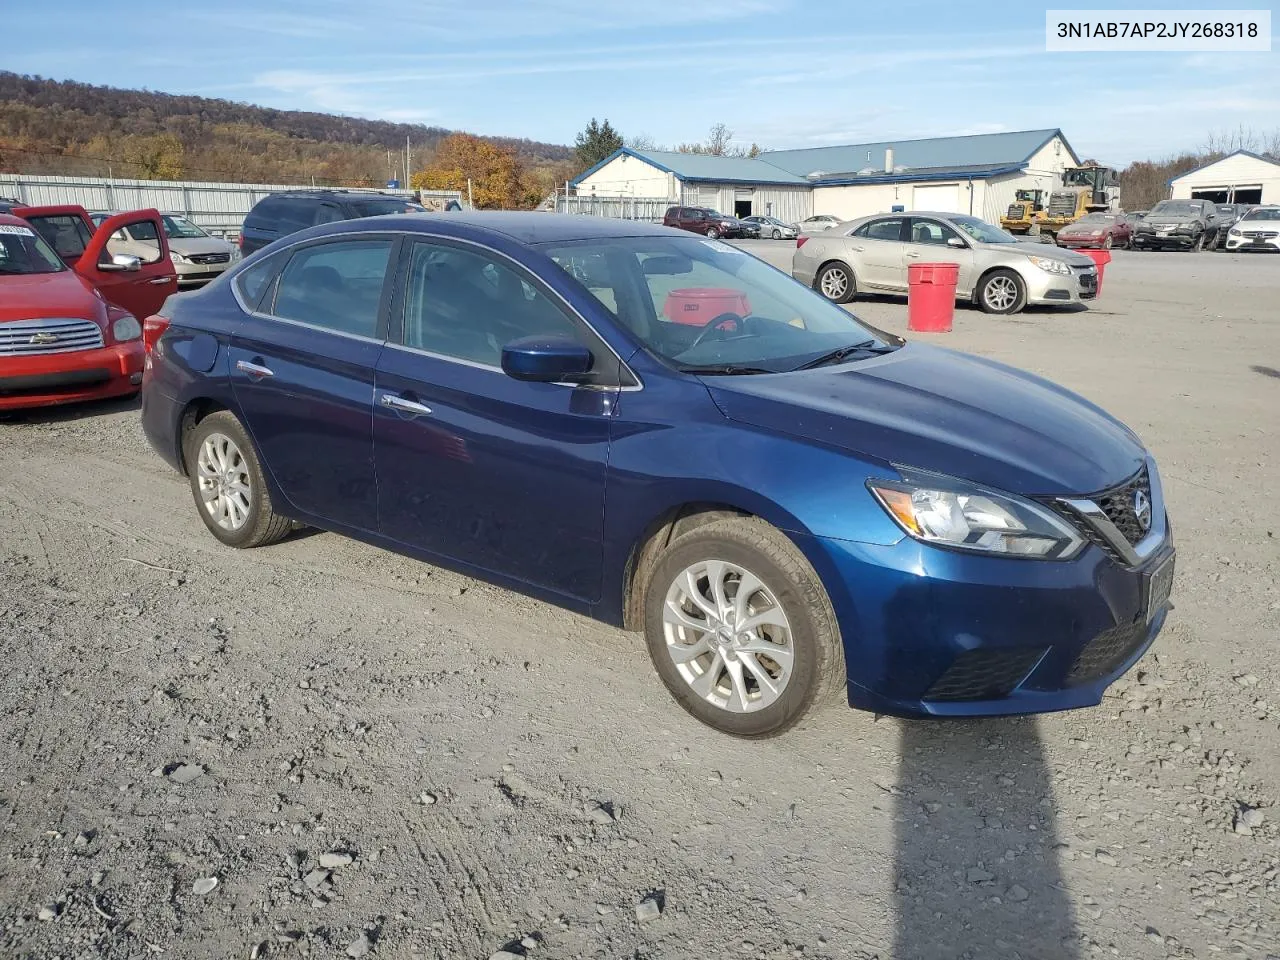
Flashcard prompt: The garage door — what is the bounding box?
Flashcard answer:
[913,184,961,213]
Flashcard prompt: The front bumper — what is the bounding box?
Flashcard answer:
[1224,233,1280,252]
[1132,230,1199,249]
[174,259,232,285]
[0,341,144,410]
[1024,265,1098,305]
[1057,236,1108,249]
[803,526,1173,718]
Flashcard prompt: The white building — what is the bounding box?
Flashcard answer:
[1168,151,1280,205]
[571,129,1080,225]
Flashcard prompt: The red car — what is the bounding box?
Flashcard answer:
[1,207,176,411]
[1055,213,1134,250]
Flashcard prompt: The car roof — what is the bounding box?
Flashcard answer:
[0,212,32,226]
[315,211,690,244]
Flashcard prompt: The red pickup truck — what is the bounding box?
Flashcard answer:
[0,205,178,411]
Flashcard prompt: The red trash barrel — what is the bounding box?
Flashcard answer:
[1079,249,1111,297]
[662,287,751,326]
[906,263,958,333]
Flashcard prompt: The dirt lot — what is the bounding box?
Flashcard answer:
[1,248,1278,960]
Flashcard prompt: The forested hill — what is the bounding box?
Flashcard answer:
[0,72,571,186]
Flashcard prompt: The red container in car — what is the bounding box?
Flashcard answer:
[662,287,751,326]
[1079,249,1111,296]
[906,263,958,333]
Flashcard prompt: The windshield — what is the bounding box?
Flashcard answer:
[1076,214,1114,224]
[0,223,67,275]
[1245,207,1280,221]
[1151,201,1200,216]
[349,198,426,217]
[542,236,894,374]
[950,215,1018,244]
[162,215,209,239]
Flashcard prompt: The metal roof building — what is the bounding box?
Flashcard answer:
[571,129,1081,225]
[1168,150,1280,205]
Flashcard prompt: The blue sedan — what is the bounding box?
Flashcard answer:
[141,213,1174,737]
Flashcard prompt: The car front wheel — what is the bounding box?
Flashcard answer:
[643,517,845,737]
[186,410,293,549]
[977,269,1027,315]
[705,226,720,239]
[815,262,856,303]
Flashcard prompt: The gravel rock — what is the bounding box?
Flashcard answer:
[192,877,218,895]
[1006,884,1029,902]
[489,952,523,960]
[303,869,331,891]
[589,803,615,825]
[168,764,205,784]
[1239,806,1265,829]
[37,905,57,922]
[636,896,663,923]
[318,852,354,868]
[1094,850,1118,867]
[346,933,372,958]
[966,867,995,883]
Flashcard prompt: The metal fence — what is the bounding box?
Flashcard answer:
[553,192,671,222]
[0,174,462,240]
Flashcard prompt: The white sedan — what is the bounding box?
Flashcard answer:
[1223,206,1280,252]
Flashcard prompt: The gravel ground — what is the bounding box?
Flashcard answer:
[1,247,1277,960]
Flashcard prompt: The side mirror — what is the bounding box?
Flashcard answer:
[946,236,966,248]
[501,335,593,383]
[99,253,142,273]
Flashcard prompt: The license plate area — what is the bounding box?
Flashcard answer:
[1145,551,1176,622]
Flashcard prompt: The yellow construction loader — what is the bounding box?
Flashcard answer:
[1001,165,1121,240]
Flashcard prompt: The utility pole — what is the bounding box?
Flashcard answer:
[405,136,411,188]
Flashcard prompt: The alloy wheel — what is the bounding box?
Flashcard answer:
[820,267,849,300]
[984,275,1019,311]
[196,432,252,531]
[661,559,794,714]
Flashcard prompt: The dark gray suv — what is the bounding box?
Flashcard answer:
[239,190,426,256]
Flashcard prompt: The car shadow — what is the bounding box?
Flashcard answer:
[1250,364,1280,380]
[891,716,1079,960]
[0,393,140,423]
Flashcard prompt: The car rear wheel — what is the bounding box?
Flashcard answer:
[642,517,845,737]
[815,262,856,303]
[977,269,1027,315]
[187,411,292,549]
[705,226,720,239]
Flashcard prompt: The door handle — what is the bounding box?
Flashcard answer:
[148,276,174,285]
[235,359,274,378]
[380,393,433,417]
[850,245,865,252]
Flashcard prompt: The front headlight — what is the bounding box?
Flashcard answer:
[112,314,142,342]
[169,251,189,264]
[1028,255,1072,276]
[1229,227,1242,236]
[868,473,1084,559]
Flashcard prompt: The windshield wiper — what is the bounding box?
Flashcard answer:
[794,340,895,371]
[680,364,775,376]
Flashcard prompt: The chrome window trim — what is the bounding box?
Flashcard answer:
[228,228,643,391]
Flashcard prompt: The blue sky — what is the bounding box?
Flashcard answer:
[6,0,1277,164]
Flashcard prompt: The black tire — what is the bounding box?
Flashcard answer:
[705,226,720,239]
[815,262,856,304]
[1102,235,1113,250]
[1192,232,1205,252]
[186,410,292,549]
[771,228,782,239]
[976,268,1027,315]
[642,517,845,738]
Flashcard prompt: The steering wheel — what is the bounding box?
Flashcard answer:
[688,312,750,349]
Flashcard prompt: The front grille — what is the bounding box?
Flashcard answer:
[923,647,1046,702]
[1067,620,1147,684]
[1006,204,1023,219]
[1242,230,1278,239]
[0,318,104,357]
[186,252,231,265]
[1095,467,1151,546]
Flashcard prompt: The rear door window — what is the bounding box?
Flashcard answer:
[857,218,906,241]
[270,239,394,338]
[25,214,94,261]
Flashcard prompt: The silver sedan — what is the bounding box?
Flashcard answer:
[792,211,1099,315]
[742,215,798,240]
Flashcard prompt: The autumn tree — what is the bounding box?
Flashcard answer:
[574,118,623,169]
[122,133,184,179]
[675,123,762,159]
[412,133,525,209]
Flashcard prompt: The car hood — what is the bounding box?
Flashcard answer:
[704,342,1144,496]
[981,241,1094,265]
[1058,223,1108,235]
[168,237,233,255]
[0,271,105,324]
